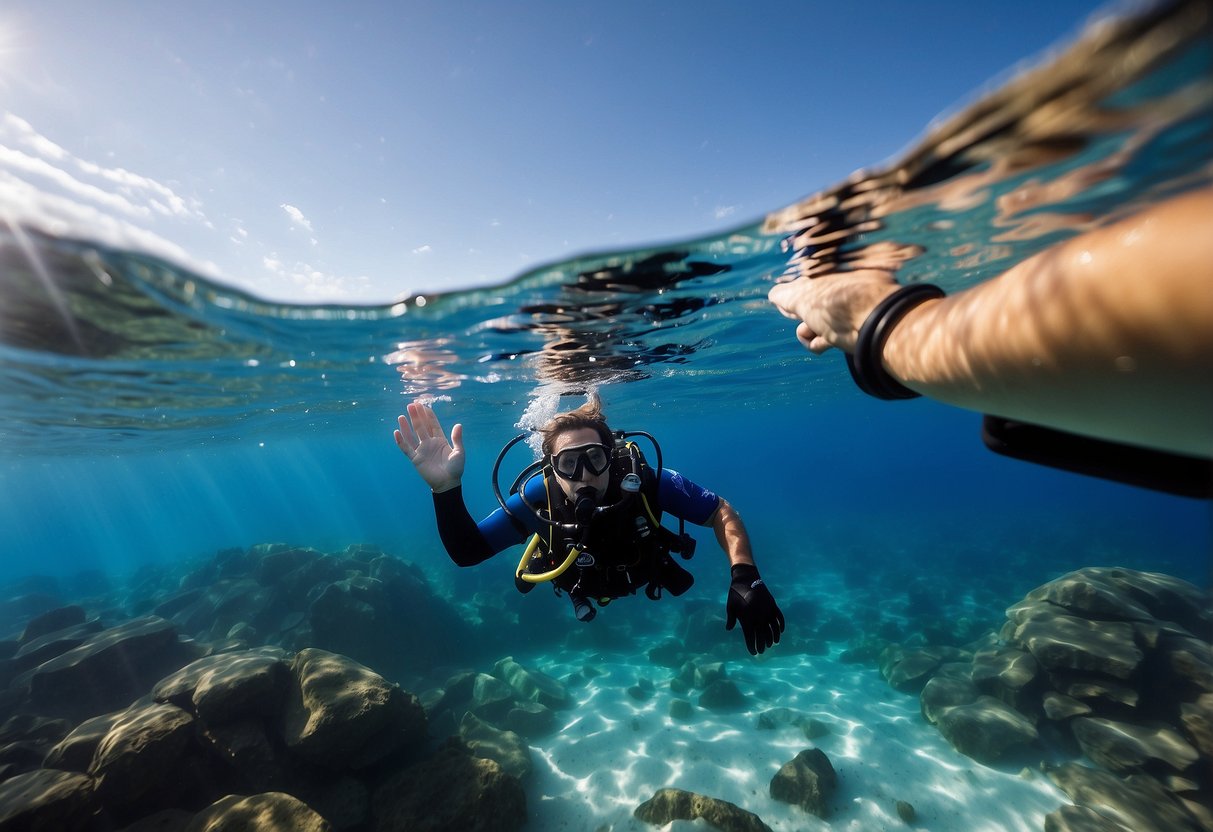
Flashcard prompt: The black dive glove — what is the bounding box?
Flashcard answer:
[725,563,785,655]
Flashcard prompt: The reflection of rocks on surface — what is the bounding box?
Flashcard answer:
[878,567,1211,832]
[0,543,530,831]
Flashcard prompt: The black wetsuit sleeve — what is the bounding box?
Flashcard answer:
[432,486,496,567]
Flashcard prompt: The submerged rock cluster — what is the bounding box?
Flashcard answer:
[1,543,1208,832]
[0,544,529,831]
[879,567,1211,832]
[0,632,527,831]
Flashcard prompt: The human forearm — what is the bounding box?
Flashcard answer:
[711,498,755,568]
[713,498,783,655]
[884,190,1213,456]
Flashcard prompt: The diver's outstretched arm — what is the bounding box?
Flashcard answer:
[710,498,754,569]
[769,188,1213,457]
[394,402,501,566]
[710,498,785,655]
[394,402,465,492]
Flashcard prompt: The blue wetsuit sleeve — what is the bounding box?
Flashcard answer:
[658,468,720,525]
[432,487,496,566]
[432,482,540,566]
[436,475,545,560]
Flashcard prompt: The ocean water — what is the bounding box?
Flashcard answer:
[1,1,1211,829]
[2,0,1209,589]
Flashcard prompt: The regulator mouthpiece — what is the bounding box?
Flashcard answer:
[574,487,597,524]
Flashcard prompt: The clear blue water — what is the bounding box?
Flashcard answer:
[2,3,1209,597]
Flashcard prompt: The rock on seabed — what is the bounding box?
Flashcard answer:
[879,567,1211,832]
[634,788,773,832]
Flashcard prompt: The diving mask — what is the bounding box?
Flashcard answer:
[552,443,611,480]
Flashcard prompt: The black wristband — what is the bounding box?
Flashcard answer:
[846,283,945,400]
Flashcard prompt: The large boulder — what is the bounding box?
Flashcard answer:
[9,620,105,673]
[492,657,571,710]
[634,788,772,832]
[89,702,201,812]
[1006,605,1143,680]
[920,674,981,725]
[23,617,202,721]
[19,605,88,643]
[898,564,1212,824]
[1044,803,1136,832]
[469,673,516,723]
[370,741,526,832]
[153,647,290,724]
[880,646,957,694]
[0,714,72,778]
[185,791,332,832]
[41,710,125,773]
[1178,692,1213,757]
[970,645,1041,712]
[699,679,747,712]
[933,696,1039,763]
[280,648,426,770]
[307,563,481,678]
[255,547,324,586]
[769,748,837,818]
[1050,568,1210,637]
[0,768,95,832]
[1045,762,1201,832]
[500,701,556,739]
[197,718,289,794]
[1070,717,1200,776]
[459,712,532,781]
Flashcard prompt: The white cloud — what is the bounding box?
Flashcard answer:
[0,109,212,254]
[259,252,369,300]
[280,203,313,232]
[0,169,222,280]
[412,244,432,255]
[714,205,737,220]
[1,113,205,225]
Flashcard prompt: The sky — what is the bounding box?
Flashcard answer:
[0,0,1119,304]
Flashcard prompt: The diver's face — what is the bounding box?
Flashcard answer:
[550,427,610,504]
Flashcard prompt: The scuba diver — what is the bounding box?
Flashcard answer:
[393,396,785,655]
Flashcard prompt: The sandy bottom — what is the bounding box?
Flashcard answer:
[513,647,1067,832]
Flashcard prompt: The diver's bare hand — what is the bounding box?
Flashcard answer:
[394,402,465,493]
[768,270,900,354]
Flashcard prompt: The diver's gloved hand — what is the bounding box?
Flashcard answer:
[725,563,785,655]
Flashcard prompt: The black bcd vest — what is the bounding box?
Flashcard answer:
[525,447,694,602]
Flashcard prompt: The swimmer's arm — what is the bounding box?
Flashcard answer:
[884,189,1213,457]
[707,498,756,569]
[432,487,497,566]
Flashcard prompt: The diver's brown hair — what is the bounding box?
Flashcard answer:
[540,393,613,456]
